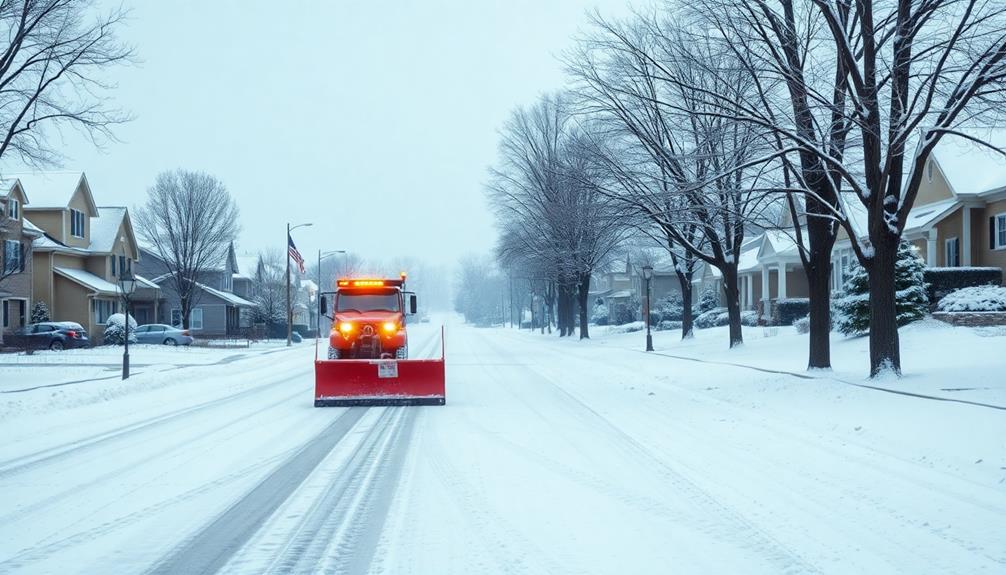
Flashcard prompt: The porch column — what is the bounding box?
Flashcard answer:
[745,275,753,310]
[962,206,972,266]
[777,263,787,300]
[761,265,770,306]
[926,230,937,266]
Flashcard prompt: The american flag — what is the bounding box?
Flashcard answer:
[288,234,305,274]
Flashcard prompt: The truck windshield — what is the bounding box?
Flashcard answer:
[336,293,400,312]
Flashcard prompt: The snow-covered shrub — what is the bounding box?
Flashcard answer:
[835,240,929,335]
[612,303,637,325]
[936,285,1006,312]
[30,301,50,324]
[694,307,729,329]
[697,287,719,313]
[608,321,645,334]
[924,267,1002,302]
[772,298,809,326]
[741,310,759,327]
[103,313,137,345]
[657,320,682,331]
[794,315,811,334]
[652,293,684,322]
[590,303,609,326]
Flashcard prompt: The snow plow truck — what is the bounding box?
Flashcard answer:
[315,275,446,407]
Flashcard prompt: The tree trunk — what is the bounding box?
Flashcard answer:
[676,270,694,340]
[577,272,591,339]
[803,202,838,369]
[181,295,190,330]
[722,265,743,348]
[867,237,901,376]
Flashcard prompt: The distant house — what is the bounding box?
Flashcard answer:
[134,242,255,336]
[8,171,161,344]
[1,178,43,338]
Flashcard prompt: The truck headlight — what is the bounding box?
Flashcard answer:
[338,322,354,334]
[382,321,397,333]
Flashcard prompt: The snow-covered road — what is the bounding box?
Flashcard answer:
[0,322,1003,574]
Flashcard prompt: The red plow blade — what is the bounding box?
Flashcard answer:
[314,328,446,407]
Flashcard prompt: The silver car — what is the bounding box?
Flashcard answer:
[134,324,194,346]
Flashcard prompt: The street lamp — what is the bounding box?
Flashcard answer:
[318,249,347,331]
[642,264,654,352]
[287,222,313,346]
[118,271,136,379]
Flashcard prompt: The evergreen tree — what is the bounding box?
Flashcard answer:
[698,287,719,313]
[835,241,929,335]
[103,313,137,345]
[30,301,50,323]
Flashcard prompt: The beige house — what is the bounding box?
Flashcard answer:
[11,171,159,344]
[1,179,43,339]
[638,131,1006,323]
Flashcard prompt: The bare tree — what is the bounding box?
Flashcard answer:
[134,170,240,330]
[569,16,777,347]
[685,0,1006,375]
[251,249,286,333]
[489,94,627,339]
[0,0,132,167]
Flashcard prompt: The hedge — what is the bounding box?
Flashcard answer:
[772,298,809,326]
[924,267,1002,303]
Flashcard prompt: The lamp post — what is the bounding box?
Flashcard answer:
[118,271,136,379]
[642,265,654,352]
[287,222,313,346]
[317,249,347,331]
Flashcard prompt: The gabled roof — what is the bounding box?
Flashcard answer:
[234,254,261,279]
[903,198,960,232]
[758,229,807,261]
[88,206,129,253]
[6,171,97,214]
[198,282,255,307]
[930,129,1006,196]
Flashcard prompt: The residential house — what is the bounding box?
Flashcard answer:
[1,178,43,338]
[12,171,160,344]
[587,259,635,313]
[135,243,255,336]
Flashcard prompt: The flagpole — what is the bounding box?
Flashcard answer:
[287,222,313,347]
[286,222,291,347]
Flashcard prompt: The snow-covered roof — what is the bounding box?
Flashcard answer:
[88,206,127,253]
[5,171,92,211]
[930,129,1006,196]
[903,198,959,232]
[759,229,807,261]
[234,254,260,279]
[200,282,255,307]
[53,266,120,295]
[738,241,762,273]
[134,275,160,290]
[20,217,44,237]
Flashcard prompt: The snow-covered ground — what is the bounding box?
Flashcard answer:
[0,319,1002,574]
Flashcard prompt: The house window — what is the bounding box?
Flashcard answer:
[110,255,116,276]
[927,160,933,182]
[945,237,960,267]
[171,308,203,330]
[7,198,18,219]
[119,256,126,275]
[3,240,23,273]
[1,300,7,328]
[93,299,117,325]
[996,213,1006,249]
[70,209,85,238]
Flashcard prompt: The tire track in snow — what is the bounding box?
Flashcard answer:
[255,407,416,575]
[146,407,368,575]
[476,331,823,575]
[0,365,312,478]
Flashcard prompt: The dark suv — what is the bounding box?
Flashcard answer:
[13,322,90,351]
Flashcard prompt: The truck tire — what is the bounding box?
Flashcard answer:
[327,347,340,360]
[395,345,408,359]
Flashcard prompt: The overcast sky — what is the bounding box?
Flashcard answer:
[32,0,633,267]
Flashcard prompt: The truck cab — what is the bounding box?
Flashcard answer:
[322,278,417,360]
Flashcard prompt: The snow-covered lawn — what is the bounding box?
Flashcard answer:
[0,340,306,419]
[588,318,1006,405]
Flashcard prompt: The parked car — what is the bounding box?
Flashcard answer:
[134,324,194,346]
[12,322,90,351]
